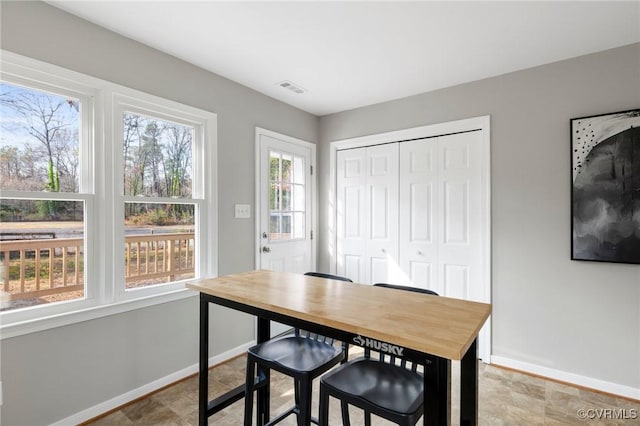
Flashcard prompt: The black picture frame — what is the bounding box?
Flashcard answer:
[571,108,640,264]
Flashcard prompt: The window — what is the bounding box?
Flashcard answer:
[0,52,217,337]
[0,78,94,318]
[114,96,208,298]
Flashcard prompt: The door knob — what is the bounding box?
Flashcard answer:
[262,246,271,253]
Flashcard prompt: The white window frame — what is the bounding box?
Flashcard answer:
[0,51,217,338]
[111,93,211,302]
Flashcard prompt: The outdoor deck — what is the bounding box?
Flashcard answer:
[0,232,195,310]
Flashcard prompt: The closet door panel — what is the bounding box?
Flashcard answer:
[370,184,391,240]
[443,180,469,244]
[399,139,438,291]
[437,131,483,302]
[336,149,367,283]
[443,264,469,300]
[366,143,399,284]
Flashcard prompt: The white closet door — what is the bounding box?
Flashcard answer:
[336,148,367,282]
[336,144,398,284]
[399,131,484,301]
[399,138,439,291]
[333,119,490,362]
[366,143,399,285]
[437,131,484,302]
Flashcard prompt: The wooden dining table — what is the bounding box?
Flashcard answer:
[186,270,491,426]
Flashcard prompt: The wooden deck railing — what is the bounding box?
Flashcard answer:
[0,232,195,303]
[124,233,195,288]
[0,238,83,301]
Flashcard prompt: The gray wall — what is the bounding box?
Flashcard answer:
[0,2,318,425]
[319,43,640,391]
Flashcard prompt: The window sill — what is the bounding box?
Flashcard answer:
[0,288,197,340]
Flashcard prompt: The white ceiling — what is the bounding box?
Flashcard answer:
[47,1,640,116]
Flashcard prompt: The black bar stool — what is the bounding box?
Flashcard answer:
[244,272,352,426]
[318,283,438,426]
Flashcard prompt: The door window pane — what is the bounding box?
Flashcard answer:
[269,151,279,181]
[281,185,292,211]
[269,214,280,240]
[282,213,291,240]
[293,212,305,239]
[293,184,305,211]
[281,154,292,183]
[269,183,280,210]
[293,156,305,184]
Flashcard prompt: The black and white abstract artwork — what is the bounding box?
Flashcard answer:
[571,109,640,264]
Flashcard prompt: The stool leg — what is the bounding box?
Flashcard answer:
[298,375,312,426]
[293,378,301,417]
[318,384,329,426]
[244,357,255,426]
[341,401,351,426]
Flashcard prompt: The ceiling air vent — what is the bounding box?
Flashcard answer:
[278,80,306,94]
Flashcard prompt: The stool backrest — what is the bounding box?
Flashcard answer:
[373,283,438,296]
[369,283,439,372]
[304,272,353,282]
[297,272,353,344]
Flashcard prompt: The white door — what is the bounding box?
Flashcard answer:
[398,131,485,303]
[258,133,313,273]
[336,143,398,284]
[398,137,439,290]
[336,128,490,361]
[437,131,484,303]
[332,117,491,362]
[336,148,367,282]
[256,129,314,335]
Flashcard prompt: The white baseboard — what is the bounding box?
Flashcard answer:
[491,355,640,401]
[51,341,255,426]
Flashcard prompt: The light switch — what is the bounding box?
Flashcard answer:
[234,204,251,219]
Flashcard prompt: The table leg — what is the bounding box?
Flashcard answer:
[460,338,478,426]
[256,317,271,425]
[424,355,451,425]
[199,294,209,426]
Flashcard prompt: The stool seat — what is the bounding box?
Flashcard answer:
[249,335,344,373]
[320,357,423,415]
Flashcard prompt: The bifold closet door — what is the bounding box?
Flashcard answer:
[399,138,439,290]
[436,131,484,302]
[399,131,484,300]
[336,143,399,284]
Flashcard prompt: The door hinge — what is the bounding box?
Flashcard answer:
[310,165,313,175]
[310,230,313,240]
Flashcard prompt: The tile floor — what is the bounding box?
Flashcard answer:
[87,353,640,425]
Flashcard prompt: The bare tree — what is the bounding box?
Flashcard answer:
[165,125,192,198]
[120,112,195,224]
[140,121,165,196]
[1,85,79,217]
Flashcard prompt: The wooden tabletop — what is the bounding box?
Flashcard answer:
[186,270,491,360]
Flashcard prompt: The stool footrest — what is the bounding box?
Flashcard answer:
[207,384,245,416]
